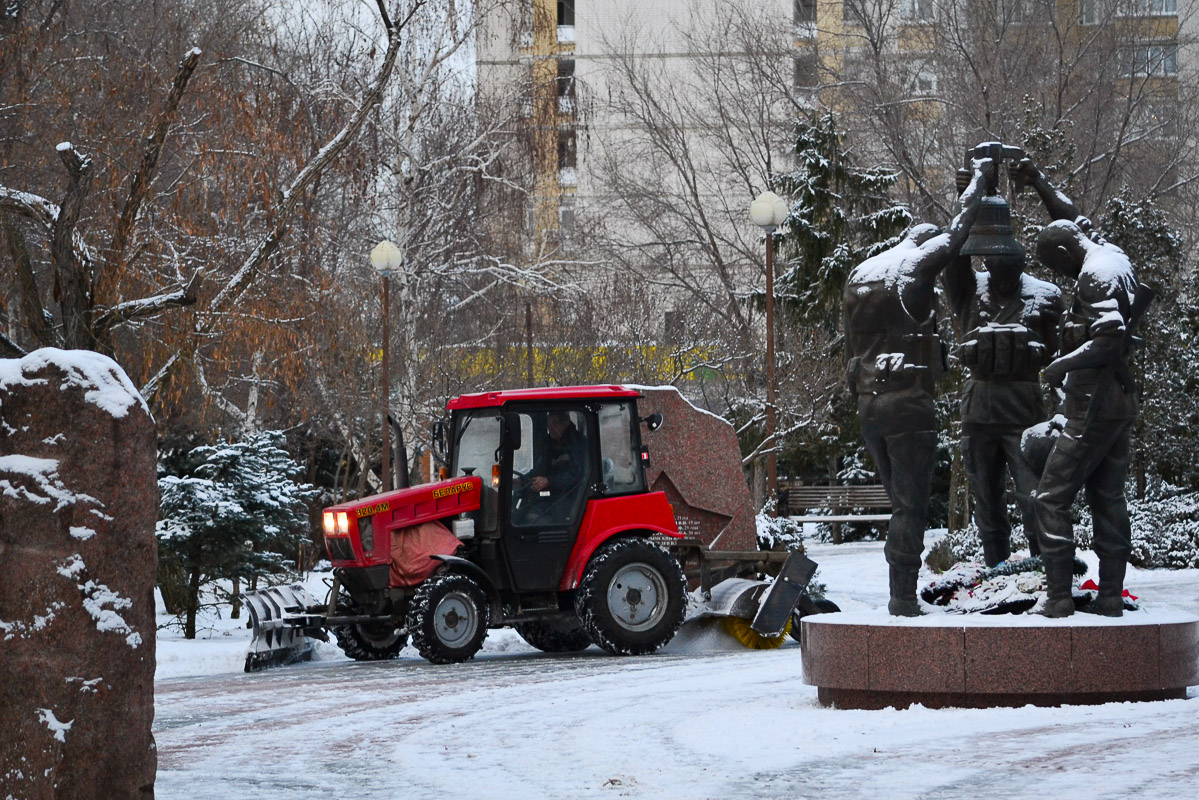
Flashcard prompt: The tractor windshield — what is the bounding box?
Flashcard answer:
[452,411,503,479]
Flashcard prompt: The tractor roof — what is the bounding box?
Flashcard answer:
[447,385,640,410]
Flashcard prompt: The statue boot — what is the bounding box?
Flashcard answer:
[887,565,922,617]
[1085,558,1127,617]
[1039,556,1075,618]
[981,539,1011,569]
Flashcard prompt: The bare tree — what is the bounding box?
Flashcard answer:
[578,1,852,503]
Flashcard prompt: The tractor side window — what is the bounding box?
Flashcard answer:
[454,413,502,478]
[598,402,645,495]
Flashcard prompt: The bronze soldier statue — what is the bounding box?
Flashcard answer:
[1013,158,1147,617]
[945,144,1065,567]
[844,158,988,616]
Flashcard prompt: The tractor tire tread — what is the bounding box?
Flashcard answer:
[331,622,408,661]
[407,572,489,665]
[513,616,593,653]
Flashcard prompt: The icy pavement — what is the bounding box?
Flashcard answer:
[153,535,1199,799]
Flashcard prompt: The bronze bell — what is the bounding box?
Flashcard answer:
[961,193,1024,258]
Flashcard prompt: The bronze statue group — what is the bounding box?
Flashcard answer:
[844,144,1150,618]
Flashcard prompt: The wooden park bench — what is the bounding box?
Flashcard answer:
[782,483,892,543]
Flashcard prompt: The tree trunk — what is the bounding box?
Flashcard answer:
[230,576,241,620]
[184,564,201,640]
[750,457,766,512]
[948,443,971,534]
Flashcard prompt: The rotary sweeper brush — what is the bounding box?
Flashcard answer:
[242,386,834,670]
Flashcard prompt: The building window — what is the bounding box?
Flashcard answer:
[558,0,575,26]
[559,201,576,235]
[558,129,577,169]
[794,51,818,87]
[557,0,575,43]
[992,0,1031,21]
[558,128,577,186]
[1122,0,1177,15]
[794,0,816,24]
[664,310,684,342]
[557,59,576,114]
[1140,102,1178,138]
[901,0,935,20]
[1126,43,1179,76]
[1084,0,1177,24]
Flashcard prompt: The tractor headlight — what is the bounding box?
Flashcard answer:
[336,511,350,535]
[322,512,336,536]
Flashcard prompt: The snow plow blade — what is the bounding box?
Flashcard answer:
[693,551,818,636]
[241,584,319,672]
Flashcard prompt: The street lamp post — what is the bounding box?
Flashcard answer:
[370,239,404,494]
[749,190,789,511]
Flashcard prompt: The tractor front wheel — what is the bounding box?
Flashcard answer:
[332,621,408,661]
[575,538,685,656]
[407,572,489,664]
[514,616,593,653]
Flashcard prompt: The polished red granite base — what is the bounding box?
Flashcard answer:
[801,610,1199,709]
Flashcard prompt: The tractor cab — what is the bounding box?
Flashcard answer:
[445,386,663,594]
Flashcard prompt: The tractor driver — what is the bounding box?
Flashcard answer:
[519,410,587,522]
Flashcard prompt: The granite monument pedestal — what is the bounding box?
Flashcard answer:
[801,610,1199,709]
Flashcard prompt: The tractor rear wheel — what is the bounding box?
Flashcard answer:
[514,616,593,653]
[407,572,489,664]
[575,538,685,656]
[332,621,408,661]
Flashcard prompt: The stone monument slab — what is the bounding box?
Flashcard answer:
[634,386,757,552]
[0,348,158,799]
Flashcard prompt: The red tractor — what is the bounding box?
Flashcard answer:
[243,386,818,669]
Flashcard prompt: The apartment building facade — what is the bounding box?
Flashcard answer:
[476,0,1194,291]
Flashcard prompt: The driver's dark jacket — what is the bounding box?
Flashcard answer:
[534,425,586,493]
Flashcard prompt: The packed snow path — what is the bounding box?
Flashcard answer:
[154,538,1199,799]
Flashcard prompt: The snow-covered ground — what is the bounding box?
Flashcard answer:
[154,534,1199,799]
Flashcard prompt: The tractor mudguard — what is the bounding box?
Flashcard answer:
[429,554,502,624]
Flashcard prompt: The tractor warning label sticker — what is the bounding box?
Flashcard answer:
[432,482,472,500]
[356,502,389,518]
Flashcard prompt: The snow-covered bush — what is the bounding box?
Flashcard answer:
[1078,490,1199,569]
[756,499,805,552]
[157,431,317,638]
[925,522,1034,570]
[926,490,1199,571]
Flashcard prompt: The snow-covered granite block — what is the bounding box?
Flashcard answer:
[632,385,758,551]
[0,348,157,797]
